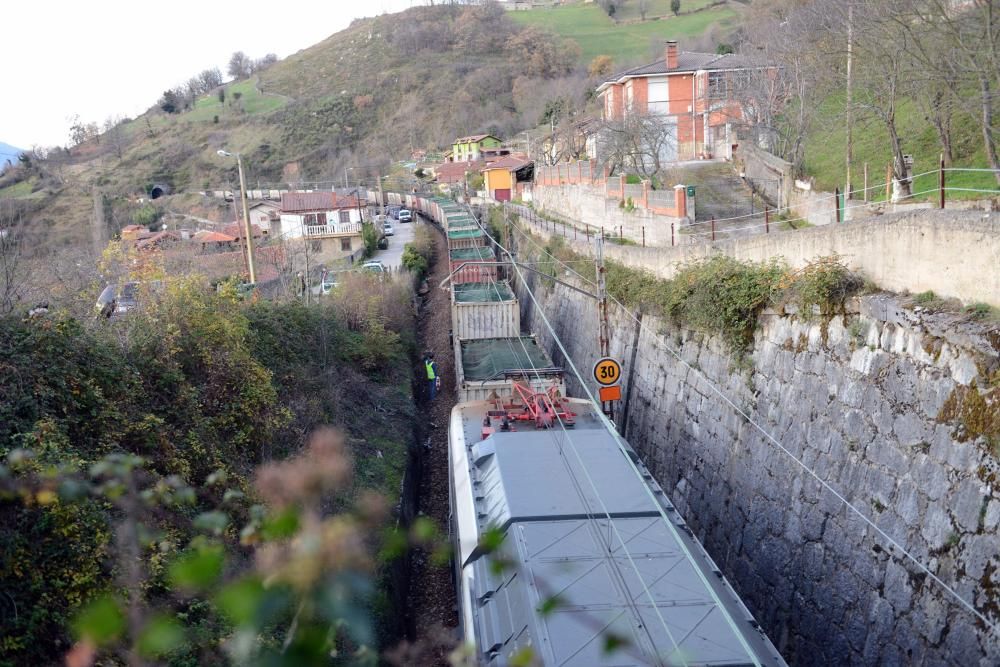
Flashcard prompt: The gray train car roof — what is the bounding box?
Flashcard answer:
[463,422,785,666]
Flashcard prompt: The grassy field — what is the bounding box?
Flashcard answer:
[184,78,288,122]
[0,179,44,199]
[510,1,740,65]
[802,94,997,201]
[613,0,721,22]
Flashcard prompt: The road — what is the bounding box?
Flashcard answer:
[369,217,419,270]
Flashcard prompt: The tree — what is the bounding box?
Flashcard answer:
[103,116,127,160]
[588,55,614,78]
[68,114,87,146]
[639,0,650,21]
[892,0,1000,184]
[252,53,278,73]
[198,67,223,92]
[228,51,252,79]
[671,0,681,16]
[159,89,181,114]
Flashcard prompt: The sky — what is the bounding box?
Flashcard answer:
[1,0,420,149]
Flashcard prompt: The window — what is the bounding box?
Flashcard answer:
[304,212,327,226]
[708,72,727,100]
[339,210,351,223]
[310,240,322,253]
[625,81,634,113]
[648,78,669,115]
[340,238,352,251]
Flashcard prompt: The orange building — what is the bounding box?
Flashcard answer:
[595,41,755,163]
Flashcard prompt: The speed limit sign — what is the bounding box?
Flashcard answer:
[593,357,622,386]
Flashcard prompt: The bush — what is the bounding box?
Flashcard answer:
[402,244,428,276]
[787,256,864,316]
[362,221,379,258]
[662,256,787,353]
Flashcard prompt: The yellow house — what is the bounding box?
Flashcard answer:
[481,156,532,202]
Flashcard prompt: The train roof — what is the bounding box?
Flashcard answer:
[452,399,786,666]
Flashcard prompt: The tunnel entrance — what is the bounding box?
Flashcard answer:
[149,183,170,200]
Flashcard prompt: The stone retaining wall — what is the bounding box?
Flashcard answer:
[515,265,1000,665]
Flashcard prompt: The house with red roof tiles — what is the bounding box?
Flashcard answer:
[595,40,760,162]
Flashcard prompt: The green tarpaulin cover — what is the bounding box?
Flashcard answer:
[460,337,552,381]
[453,282,515,303]
[450,247,495,261]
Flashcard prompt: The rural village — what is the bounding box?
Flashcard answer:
[1,1,999,666]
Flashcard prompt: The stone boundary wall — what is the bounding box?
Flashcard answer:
[521,209,1000,307]
[514,266,1000,665]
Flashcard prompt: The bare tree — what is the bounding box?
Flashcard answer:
[0,202,36,315]
[598,113,678,177]
[103,116,128,160]
[893,0,1000,184]
[198,67,223,92]
[228,51,252,79]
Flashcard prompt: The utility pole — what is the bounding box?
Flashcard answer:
[237,155,257,284]
[595,231,613,422]
[218,150,257,284]
[845,1,854,200]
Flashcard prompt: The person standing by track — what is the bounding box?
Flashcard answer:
[424,352,439,401]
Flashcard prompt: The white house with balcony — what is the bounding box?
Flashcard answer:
[277,191,367,263]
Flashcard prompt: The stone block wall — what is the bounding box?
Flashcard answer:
[516,266,1000,665]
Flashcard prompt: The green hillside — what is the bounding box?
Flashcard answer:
[803,95,994,200]
[0,4,583,245]
[510,0,741,65]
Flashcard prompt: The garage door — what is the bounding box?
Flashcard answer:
[494,189,511,202]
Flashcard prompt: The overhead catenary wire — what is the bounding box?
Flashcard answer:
[504,210,1000,639]
[467,202,766,665]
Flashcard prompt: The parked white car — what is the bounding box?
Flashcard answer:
[398,209,412,223]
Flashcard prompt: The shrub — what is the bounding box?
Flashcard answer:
[662,256,787,353]
[402,244,428,276]
[786,256,864,316]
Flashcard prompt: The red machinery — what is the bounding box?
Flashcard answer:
[480,381,576,438]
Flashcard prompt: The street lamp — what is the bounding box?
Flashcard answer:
[217,149,257,284]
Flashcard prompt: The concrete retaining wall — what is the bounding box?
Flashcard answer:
[523,209,1000,307]
[532,183,681,247]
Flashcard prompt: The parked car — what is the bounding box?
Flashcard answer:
[320,276,339,294]
[383,222,395,236]
[398,209,412,223]
[377,236,389,250]
[95,282,141,318]
[362,261,387,274]
[388,206,401,220]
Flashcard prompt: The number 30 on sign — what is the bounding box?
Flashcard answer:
[592,357,622,386]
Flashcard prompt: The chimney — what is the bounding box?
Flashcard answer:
[665,40,678,70]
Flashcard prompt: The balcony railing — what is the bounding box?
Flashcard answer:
[304,222,362,237]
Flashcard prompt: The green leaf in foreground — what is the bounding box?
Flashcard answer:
[137,614,184,657]
[72,595,125,645]
[168,543,224,591]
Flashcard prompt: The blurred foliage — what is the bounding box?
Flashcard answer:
[0,268,420,665]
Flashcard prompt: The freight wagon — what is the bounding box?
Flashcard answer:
[451,282,520,340]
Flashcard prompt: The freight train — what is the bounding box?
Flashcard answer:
[385,191,787,666]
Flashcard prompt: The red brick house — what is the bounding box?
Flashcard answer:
[595,40,756,162]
